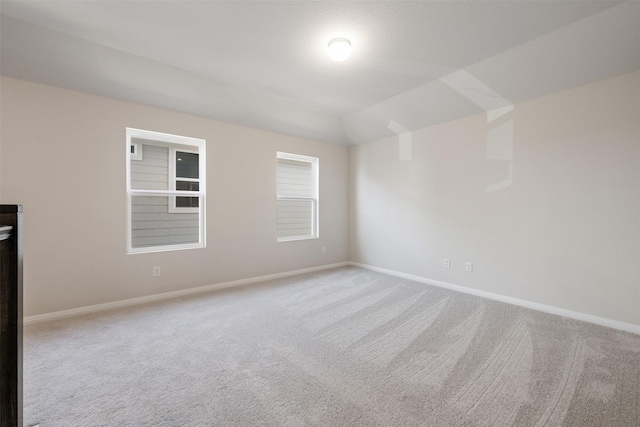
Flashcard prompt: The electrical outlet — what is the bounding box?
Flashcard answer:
[153,266,161,277]
[443,258,450,268]
[322,246,327,254]
[465,262,473,272]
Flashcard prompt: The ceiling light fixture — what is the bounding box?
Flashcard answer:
[327,37,352,62]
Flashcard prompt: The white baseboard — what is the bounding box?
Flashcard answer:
[25,260,640,335]
[349,261,640,335]
[24,262,350,325]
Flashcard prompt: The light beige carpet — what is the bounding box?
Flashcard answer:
[24,267,640,426]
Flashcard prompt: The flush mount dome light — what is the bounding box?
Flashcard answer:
[327,37,352,61]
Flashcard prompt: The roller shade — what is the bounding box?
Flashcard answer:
[277,155,317,240]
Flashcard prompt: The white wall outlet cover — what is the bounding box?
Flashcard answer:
[465,262,473,272]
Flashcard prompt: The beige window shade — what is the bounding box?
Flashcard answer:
[277,155,317,240]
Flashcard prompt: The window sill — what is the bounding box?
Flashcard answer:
[127,242,205,255]
[277,235,318,243]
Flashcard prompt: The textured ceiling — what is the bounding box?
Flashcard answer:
[1,1,638,146]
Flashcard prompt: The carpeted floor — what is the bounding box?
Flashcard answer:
[24,267,640,426]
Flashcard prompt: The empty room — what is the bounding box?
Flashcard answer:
[0,1,639,426]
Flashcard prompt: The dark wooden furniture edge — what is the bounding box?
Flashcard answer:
[1,205,23,427]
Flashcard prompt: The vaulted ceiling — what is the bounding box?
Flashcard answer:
[1,1,638,146]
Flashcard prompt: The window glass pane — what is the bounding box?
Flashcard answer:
[176,181,199,208]
[176,152,199,179]
[176,197,199,208]
[176,181,199,192]
[130,144,169,190]
[131,194,200,249]
[277,199,313,238]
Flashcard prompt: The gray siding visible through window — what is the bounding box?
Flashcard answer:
[130,143,199,248]
[130,144,168,190]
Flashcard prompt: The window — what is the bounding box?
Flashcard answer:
[126,128,206,253]
[169,148,200,213]
[276,152,318,241]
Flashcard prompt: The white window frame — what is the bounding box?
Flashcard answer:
[168,147,200,214]
[126,128,206,254]
[276,152,319,242]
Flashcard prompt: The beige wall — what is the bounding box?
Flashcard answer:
[0,77,349,316]
[2,71,638,326]
[350,71,640,326]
